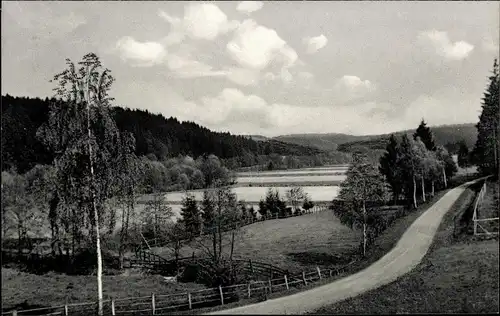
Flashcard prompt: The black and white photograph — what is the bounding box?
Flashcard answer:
[1,1,499,315]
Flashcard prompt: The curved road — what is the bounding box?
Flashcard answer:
[207,179,480,315]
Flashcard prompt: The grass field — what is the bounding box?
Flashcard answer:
[310,180,500,314]
[153,210,361,274]
[1,268,206,311]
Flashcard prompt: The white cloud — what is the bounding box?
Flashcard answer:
[303,34,328,54]
[418,30,474,60]
[237,1,264,14]
[159,3,239,42]
[227,19,297,70]
[115,36,167,67]
[333,75,376,102]
[199,88,269,125]
[166,54,228,78]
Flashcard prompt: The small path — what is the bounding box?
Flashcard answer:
[207,179,482,315]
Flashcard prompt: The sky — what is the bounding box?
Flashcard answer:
[2,1,499,137]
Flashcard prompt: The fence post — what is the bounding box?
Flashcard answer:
[284,275,289,290]
[268,279,272,293]
[151,293,156,315]
[302,271,307,285]
[219,285,224,305]
[188,292,192,310]
[111,298,116,316]
[64,303,69,316]
[329,269,333,277]
[12,311,17,316]
[247,283,251,298]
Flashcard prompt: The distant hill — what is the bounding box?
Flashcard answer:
[273,123,477,154]
[336,123,477,154]
[242,135,269,142]
[274,133,372,151]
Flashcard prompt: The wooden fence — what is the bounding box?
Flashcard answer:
[1,259,357,316]
[472,177,499,236]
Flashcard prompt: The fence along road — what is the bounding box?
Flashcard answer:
[207,178,484,315]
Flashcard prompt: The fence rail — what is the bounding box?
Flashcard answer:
[472,176,498,236]
[1,259,357,316]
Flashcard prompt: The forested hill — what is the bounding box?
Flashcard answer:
[274,124,477,154]
[336,123,477,154]
[1,95,324,173]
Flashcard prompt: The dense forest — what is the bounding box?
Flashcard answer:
[1,94,345,175]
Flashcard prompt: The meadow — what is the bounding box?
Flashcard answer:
[152,210,361,274]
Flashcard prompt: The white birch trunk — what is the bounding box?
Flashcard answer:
[442,166,447,188]
[85,72,103,316]
[413,175,417,208]
[421,177,426,202]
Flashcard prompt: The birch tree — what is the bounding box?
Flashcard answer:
[36,53,121,316]
[335,152,389,256]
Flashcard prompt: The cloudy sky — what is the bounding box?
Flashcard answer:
[2,1,499,136]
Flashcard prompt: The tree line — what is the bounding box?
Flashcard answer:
[1,94,343,175]
[334,119,458,257]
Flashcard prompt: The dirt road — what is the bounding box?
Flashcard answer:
[207,179,480,315]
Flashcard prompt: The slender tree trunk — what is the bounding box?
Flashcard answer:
[421,177,426,202]
[362,203,367,257]
[229,228,235,261]
[413,175,418,208]
[432,181,435,197]
[442,167,447,188]
[362,180,367,257]
[86,85,103,316]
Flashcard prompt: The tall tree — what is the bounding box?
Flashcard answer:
[335,152,389,256]
[436,145,457,188]
[398,135,419,208]
[473,59,499,177]
[379,134,403,204]
[413,119,436,151]
[196,187,240,286]
[36,53,120,315]
[457,140,471,170]
[413,138,429,202]
[179,193,201,238]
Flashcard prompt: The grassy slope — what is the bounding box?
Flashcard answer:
[172,183,457,315]
[154,211,361,274]
[311,181,499,314]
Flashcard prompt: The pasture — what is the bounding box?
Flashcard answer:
[152,210,361,274]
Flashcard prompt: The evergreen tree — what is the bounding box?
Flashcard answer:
[179,193,201,238]
[457,140,471,169]
[201,190,215,234]
[473,59,499,177]
[379,134,403,204]
[397,135,418,208]
[413,119,436,151]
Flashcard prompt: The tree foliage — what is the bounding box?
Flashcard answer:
[473,59,499,176]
